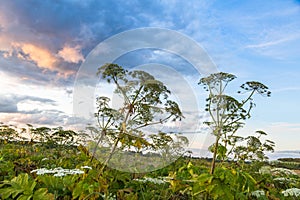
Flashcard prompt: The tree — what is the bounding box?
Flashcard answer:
[91,64,186,170]
[198,72,271,174]
[0,122,18,143]
[30,126,52,143]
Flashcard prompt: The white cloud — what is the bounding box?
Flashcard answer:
[245,37,298,49]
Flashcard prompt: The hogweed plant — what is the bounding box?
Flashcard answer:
[199,72,272,174]
[89,64,187,171]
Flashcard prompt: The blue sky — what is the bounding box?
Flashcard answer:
[0,0,299,151]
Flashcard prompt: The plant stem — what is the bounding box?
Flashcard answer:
[210,133,220,175]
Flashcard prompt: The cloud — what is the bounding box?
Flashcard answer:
[0,94,56,113]
[0,93,91,129]
[0,111,64,127]
[0,102,18,113]
[242,32,300,60]
[0,0,216,79]
[245,37,298,49]
[13,42,58,70]
[0,109,92,130]
[0,0,175,87]
[173,0,300,63]
[0,50,78,87]
[58,45,84,63]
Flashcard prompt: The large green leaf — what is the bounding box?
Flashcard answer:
[33,188,53,200]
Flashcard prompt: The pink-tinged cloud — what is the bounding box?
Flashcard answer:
[58,45,84,64]
[0,111,90,131]
[13,42,58,70]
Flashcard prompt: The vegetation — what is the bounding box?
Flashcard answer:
[198,72,273,174]
[88,64,187,172]
[0,67,299,199]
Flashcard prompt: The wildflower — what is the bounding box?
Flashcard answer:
[282,188,300,197]
[81,166,92,170]
[68,169,84,175]
[273,177,295,184]
[31,167,84,177]
[54,172,65,177]
[271,168,297,176]
[31,168,55,175]
[251,190,265,198]
[134,177,166,184]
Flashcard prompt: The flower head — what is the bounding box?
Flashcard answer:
[282,188,300,197]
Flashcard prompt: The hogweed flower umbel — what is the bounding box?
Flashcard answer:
[251,190,265,198]
[134,177,166,184]
[81,165,92,170]
[31,167,85,177]
[271,168,297,176]
[281,188,300,197]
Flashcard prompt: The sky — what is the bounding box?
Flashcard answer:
[0,0,300,152]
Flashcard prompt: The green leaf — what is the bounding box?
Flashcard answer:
[17,194,32,200]
[0,187,23,199]
[33,188,53,200]
[197,173,213,185]
[72,181,88,199]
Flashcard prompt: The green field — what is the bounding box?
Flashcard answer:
[0,139,299,199]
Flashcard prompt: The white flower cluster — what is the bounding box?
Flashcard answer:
[31,167,85,177]
[281,188,300,197]
[81,166,92,170]
[134,177,166,184]
[251,190,265,198]
[271,168,297,176]
[273,177,295,183]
